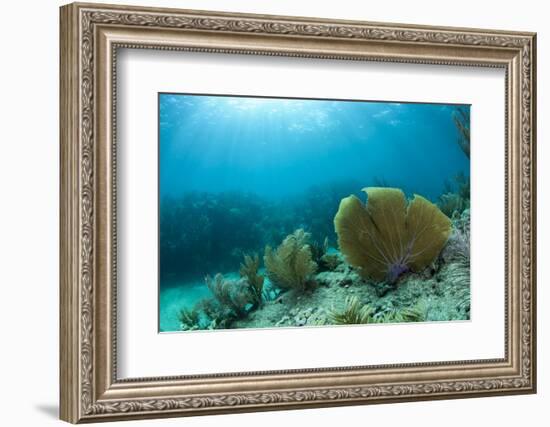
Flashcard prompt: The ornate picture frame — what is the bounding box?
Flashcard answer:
[60,2,536,423]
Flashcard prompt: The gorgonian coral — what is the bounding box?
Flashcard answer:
[177,305,202,331]
[334,187,451,283]
[264,229,317,291]
[452,107,470,159]
[239,253,264,308]
[205,273,255,318]
[438,192,467,218]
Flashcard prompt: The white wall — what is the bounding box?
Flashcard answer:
[0,0,545,426]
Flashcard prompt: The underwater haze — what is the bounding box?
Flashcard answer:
[160,94,468,201]
[159,93,471,332]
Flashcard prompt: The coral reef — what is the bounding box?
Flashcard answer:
[160,192,266,281]
[438,192,467,218]
[160,181,364,283]
[232,257,467,330]
[373,304,426,323]
[160,103,472,333]
[441,209,470,264]
[454,172,470,201]
[438,172,470,218]
[440,262,470,318]
[177,305,201,331]
[320,253,342,271]
[453,106,470,158]
[310,237,329,266]
[264,229,318,291]
[239,253,264,308]
[194,297,233,330]
[327,295,426,326]
[334,187,452,283]
[205,273,255,318]
[172,188,469,332]
[328,296,375,325]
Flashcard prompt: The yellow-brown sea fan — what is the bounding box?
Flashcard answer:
[334,187,451,283]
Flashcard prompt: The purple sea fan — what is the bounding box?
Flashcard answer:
[387,261,411,284]
[334,187,452,283]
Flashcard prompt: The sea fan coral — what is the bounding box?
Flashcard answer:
[205,273,254,318]
[177,305,201,331]
[264,229,317,291]
[438,192,467,218]
[453,107,470,159]
[310,237,329,266]
[441,208,470,263]
[438,172,470,218]
[239,253,264,307]
[444,262,471,315]
[334,187,452,283]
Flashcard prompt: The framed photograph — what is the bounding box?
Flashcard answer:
[60,2,537,423]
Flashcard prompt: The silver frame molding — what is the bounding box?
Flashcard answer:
[60,2,537,423]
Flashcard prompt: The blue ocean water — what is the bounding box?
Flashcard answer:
[158,93,470,332]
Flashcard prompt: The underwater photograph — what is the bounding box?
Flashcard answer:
[159,93,471,333]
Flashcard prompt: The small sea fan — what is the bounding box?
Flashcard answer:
[239,253,264,307]
[452,107,470,159]
[205,273,254,318]
[264,229,317,291]
[177,306,201,331]
[438,192,467,218]
[441,208,470,264]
